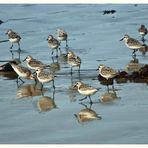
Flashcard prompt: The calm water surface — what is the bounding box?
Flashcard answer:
[0,4,148,144]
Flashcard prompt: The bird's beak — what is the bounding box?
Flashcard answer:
[96,68,99,71]
[23,58,26,62]
[46,38,48,40]
[120,38,124,41]
[73,84,77,88]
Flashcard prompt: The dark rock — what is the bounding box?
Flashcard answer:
[103,10,116,15]
[98,74,114,85]
[98,65,148,84]
[0,20,4,24]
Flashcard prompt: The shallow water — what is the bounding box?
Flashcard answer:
[0,4,148,144]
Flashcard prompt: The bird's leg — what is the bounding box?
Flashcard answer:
[141,36,145,43]
[58,46,62,54]
[88,96,93,105]
[79,102,88,108]
[112,83,115,91]
[18,49,21,60]
[66,45,69,55]
[10,43,13,49]
[10,50,14,59]
[19,77,24,84]
[59,41,61,52]
[56,49,59,58]
[78,65,80,74]
[41,83,43,91]
[66,39,68,48]
[79,96,87,101]
[51,49,54,57]
[70,67,73,75]
[18,42,21,51]
[132,50,137,57]
[16,77,19,86]
[53,88,55,100]
[52,56,54,63]
[107,80,109,92]
[52,79,55,89]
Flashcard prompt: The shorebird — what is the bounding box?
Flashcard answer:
[56,28,68,49]
[35,68,56,90]
[0,59,20,72]
[138,25,147,42]
[67,50,81,75]
[23,55,50,70]
[97,64,117,90]
[120,34,143,56]
[47,35,61,57]
[5,29,21,50]
[10,63,35,85]
[74,81,98,104]
[97,64,117,80]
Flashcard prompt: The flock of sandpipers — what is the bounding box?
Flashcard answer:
[1,24,148,108]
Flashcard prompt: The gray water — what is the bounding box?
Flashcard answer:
[0,4,148,144]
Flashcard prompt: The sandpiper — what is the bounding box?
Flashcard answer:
[138,25,147,42]
[0,59,20,72]
[5,29,21,50]
[56,28,68,48]
[67,50,81,75]
[23,55,50,70]
[120,34,143,56]
[35,68,55,90]
[47,35,61,57]
[10,63,35,84]
[97,64,117,90]
[97,64,117,80]
[74,81,98,104]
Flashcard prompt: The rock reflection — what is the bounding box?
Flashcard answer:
[37,90,57,112]
[16,83,44,99]
[74,103,102,123]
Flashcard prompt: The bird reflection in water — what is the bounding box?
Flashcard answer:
[10,49,21,61]
[58,52,68,65]
[16,83,45,99]
[139,44,148,56]
[37,89,57,112]
[126,56,143,73]
[49,56,60,74]
[74,103,102,124]
[99,89,119,103]
[67,73,80,102]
